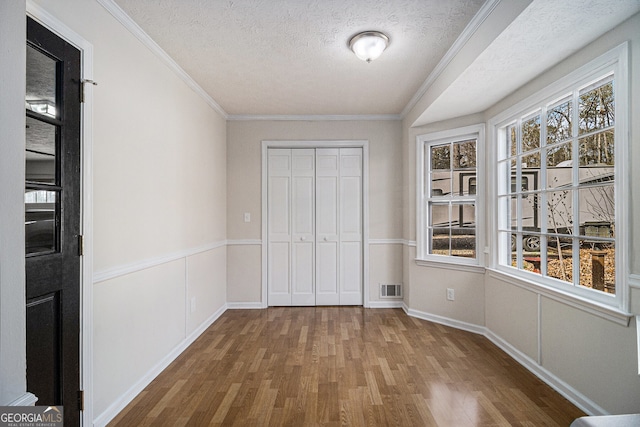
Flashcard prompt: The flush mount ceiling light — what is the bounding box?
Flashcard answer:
[348,31,389,63]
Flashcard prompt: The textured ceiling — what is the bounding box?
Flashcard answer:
[415,0,640,125]
[112,0,485,116]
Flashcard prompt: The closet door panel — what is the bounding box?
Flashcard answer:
[315,242,338,305]
[339,148,363,305]
[292,241,314,305]
[340,242,363,304]
[269,177,290,234]
[268,242,291,305]
[267,147,363,307]
[268,149,292,305]
[291,149,315,305]
[315,149,340,305]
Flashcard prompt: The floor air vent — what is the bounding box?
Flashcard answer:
[380,284,402,298]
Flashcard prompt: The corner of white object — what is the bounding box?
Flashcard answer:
[9,393,38,406]
[637,316,640,375]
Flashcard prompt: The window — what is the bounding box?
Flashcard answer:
[493,44,628,310]
[417,125,484,267]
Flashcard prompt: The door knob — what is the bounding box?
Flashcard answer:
[301,236,306,241]
[323,237,328,241]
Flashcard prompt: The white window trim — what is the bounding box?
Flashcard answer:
[488,42,631,315]
[416,124,485,268]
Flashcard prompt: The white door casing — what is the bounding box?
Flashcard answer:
[26,3,95,425]
[263,141,368,307]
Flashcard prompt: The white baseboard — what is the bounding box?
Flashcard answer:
[484,329,606,416]
[185,304,228,343]
[404,306,486,335]
[229,302,407,309]
[90,294,607,424]
[227,302,264,309]
[93,303,228,427]
[402,304,606,416]
[8,392,38,406]
[368,300,404,308]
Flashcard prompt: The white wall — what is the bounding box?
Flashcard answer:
[226,120,403,305]
[0,0,28,407]
[28,0,228,422]
[402,11,640,415]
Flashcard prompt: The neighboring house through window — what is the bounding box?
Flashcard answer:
[416,124,484,270]
[491,43,628,311]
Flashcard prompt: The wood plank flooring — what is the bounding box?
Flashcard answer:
[108,307,584,426]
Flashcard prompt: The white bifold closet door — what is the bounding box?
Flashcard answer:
[267,147,362,306]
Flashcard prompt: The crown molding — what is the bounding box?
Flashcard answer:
[95,0,227,119]
[227,114,402,121]
[97,0,501,122]
[400,0,501,118]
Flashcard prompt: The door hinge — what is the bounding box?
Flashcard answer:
[80,79,98,103]
[78,235,84,256]
[78,390,84,411]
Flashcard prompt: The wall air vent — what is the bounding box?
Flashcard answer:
[380,283,402,298]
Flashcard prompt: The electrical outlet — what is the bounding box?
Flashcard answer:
[446,288,455,301]
[244,212,251,223]
[190,297,196,313]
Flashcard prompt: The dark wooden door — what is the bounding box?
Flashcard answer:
[25,16,81,427]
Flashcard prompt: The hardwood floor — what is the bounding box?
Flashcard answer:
[108,307,584,426]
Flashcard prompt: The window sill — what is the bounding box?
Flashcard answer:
[415,258,485,274]
[486,268,633,326]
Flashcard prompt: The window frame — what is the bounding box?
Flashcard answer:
[416,124,485,270]
[488,43,630,314]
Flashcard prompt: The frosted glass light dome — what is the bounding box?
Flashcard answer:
[349,31,389,63]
